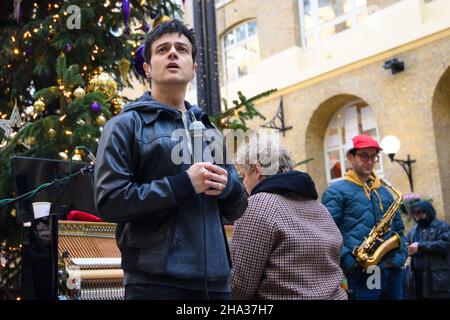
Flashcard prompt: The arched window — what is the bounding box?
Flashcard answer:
[222,20,259,83]
[324,100,383,183]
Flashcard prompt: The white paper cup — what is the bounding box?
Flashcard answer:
[32,202,51,219]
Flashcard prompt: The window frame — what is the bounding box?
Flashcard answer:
[221,19,259,84]
[298,0,368,47]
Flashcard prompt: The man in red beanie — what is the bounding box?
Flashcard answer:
[322,134,407,300]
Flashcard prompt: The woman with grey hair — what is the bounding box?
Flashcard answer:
[230,134,347,300]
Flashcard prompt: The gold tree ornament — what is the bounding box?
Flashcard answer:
[87,72,118,101]
[118,58,131,83]
[48,128,57,139]
[25,136,37,145]
[112,97,126,114]
[73,87,86,99]
[96,115,107,126]
[153,15,172,28]
[33,100,46,113]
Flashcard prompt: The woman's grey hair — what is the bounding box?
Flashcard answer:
[235,132,295,175]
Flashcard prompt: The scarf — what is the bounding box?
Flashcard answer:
[344,170,384,211]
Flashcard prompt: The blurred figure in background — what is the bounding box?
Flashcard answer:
[405,200,450,299]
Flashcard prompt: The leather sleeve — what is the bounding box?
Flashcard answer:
[94,115,196,223]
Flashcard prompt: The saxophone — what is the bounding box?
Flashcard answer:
[352,178,403,269]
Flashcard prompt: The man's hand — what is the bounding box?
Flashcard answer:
[408,242,419,256]
[186,162,228,196]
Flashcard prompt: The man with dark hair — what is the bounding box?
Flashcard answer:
[94,19,247,300]
[143,19,197,66]
[406,201,450,299]
[322,134,408,300]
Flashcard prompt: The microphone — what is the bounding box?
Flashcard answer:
[189,120,205,163]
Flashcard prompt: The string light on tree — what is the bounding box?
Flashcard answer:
[59,152,69,160]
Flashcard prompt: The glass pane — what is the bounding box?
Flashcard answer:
[305,31,315,45]
[303,0,314,30]
[224,32,234,47]
[233,44,249,78]
[362,128,376,138]
[328,133,339,149]
[235,24,246,42]
[328,150,342,179]
[247,39,260,73]
[361,106,376,131]
[303,0,312,13]
[318,0,345,24]
[343,0,352,13]
[327,118,340,149]
[343,105,358,142]
[355,0,367,8]
[318,5,336,25]
[248,20,257,37]
[225,48,238,82]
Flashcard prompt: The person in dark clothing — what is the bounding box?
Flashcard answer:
[94,19,247,300]
[406,201,450,299]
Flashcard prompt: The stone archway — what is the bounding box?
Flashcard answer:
[432,66,450,220]
[305,94,364,195]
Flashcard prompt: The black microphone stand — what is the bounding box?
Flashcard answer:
[1,162,94,300]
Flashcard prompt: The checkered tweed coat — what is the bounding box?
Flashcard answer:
[230,191,347,300]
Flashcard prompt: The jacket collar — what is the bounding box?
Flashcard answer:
[344,170,383,210]
[123,92,211,125]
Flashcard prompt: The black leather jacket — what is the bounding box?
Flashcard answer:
[94,92,247,282]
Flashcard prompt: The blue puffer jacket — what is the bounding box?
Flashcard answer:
[322,178,408,275]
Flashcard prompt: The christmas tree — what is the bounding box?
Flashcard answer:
[0,0,182,298]
[0,1,279,299]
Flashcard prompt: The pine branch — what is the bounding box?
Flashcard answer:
[211,89,277,130]
[56,53,67,80]
[217,89,276,120]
